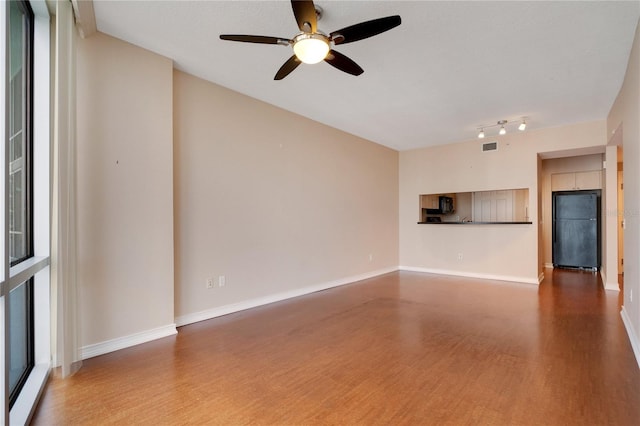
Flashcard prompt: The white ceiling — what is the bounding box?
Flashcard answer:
[92,0,640,151]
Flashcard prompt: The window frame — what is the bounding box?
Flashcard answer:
[1,0,51,422]
[5,0,36,412]
[8,0,34,268]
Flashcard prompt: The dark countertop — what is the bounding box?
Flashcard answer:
[417,221,533,225]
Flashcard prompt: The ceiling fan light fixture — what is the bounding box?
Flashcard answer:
[293,33,330,64]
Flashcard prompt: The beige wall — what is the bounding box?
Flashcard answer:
[540,154,604,268]
[399,121,606,283]
[76,33,175,347]
[608,18,640,357]
[173,70,399,323]
[71,21,635,361]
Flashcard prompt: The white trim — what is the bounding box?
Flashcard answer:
[0,0,7,292]
[620,306,640,369]
[80,324,177,360]
[32,5,50,261]
[399,265,539,285]
[544,262,554,269]
[9,363,49,426]
[8,256,49,290]
[70,0,97,38]
[176,267,398,327]
[600,270,620,291]
[33,268,50,365]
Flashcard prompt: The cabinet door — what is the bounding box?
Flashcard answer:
[420,195,435,210]
[473,191,491,221]
[419,194,439,221]
[472,190,514,221]
[551,171,602,191]
[551,173,576,191]
[575,170,601,190]
[494,190,514,221]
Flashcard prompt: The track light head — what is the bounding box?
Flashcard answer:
[498,120,507,135]
[478,129,485,139]
[519,120,527,131]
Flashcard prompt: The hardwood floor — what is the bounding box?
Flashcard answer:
[31,270,640,425]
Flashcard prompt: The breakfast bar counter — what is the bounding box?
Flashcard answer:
[417,221,533,225]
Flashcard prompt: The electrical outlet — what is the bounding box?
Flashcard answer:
[457,253,463,261]
[218,275,226,287]
[206,278,214,289]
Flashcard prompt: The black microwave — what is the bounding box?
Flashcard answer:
[439,196,454,214]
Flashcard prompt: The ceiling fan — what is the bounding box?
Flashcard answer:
[220,0,401,80]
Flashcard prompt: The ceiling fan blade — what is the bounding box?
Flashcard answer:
[330,15,401,45]
[291,0,317,33]
[274,55,302,80]
[220,34,290,45]
[324,50,364,76]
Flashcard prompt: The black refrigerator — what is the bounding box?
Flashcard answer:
[552,190,601,270]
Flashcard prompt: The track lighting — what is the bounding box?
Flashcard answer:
[476,117,528,138]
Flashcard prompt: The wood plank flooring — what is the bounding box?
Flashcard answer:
[31,270,640,425]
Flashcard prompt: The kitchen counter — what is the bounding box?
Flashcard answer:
[417,221,533,225]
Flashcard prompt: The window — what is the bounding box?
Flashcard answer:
[1,0,50,421]
[7,0,35,408]
[8,279,34,406]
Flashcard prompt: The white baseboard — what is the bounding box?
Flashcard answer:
[399,266,539,285]
[621,306,640,369]
[602,272,620,292]
[80,324,177,360]
[175,267,398,327]
[544,263,554,269]
[599,270,620,291]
